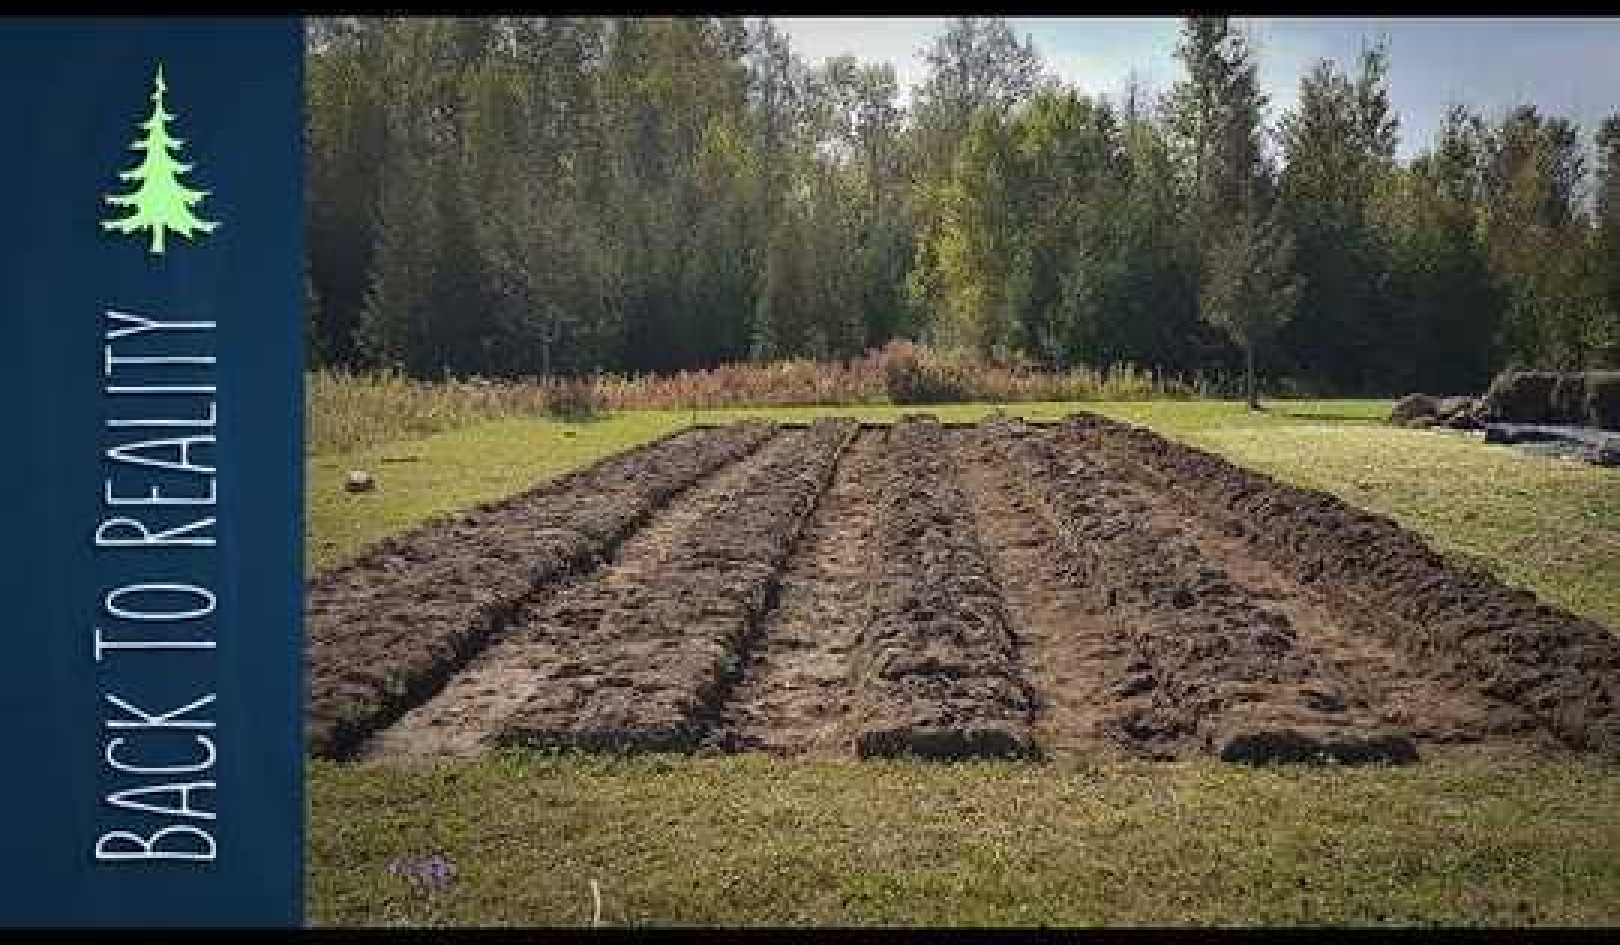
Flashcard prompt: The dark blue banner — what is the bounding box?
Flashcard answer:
[0,18,303,926]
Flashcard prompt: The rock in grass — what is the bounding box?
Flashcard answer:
[1434,396,1481,429]
[1390,393,1439,426]
[344,470,377,493]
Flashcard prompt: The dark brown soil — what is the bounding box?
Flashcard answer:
[355,427,801,761]
[952,418,1141,757]
[494,418,858,753]
[1080,448,1543,751]
[305,420,777,759]
[981,416,1416,763]
[1071,412,1620,760]
[848,416,1038,760]
[709,428,886,755]
[310,412,1620,765]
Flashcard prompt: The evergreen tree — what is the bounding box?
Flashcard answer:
[1167,16,1290,397]
[356,152,439,373]
[301,15,1612,392]
[103,65,219,255]
[1201,207,1299,407]
[1164,17,1269,243]
[1278,45,1398,393]
[1595,116,1620,364]
[1377,105,1501,392]
[307,26,387,366]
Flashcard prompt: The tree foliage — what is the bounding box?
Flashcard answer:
[305,15,1620,393]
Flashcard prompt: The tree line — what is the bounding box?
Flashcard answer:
[306,15,1620,397]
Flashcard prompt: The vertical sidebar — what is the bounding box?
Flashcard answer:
[0,18,303,926]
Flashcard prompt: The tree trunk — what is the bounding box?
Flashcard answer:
[1245,343,1259,410]
[541,306,558,378]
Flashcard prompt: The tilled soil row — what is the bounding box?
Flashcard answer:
[495,417,860,753]
[305,419,777,758]
[1073,412,1620,758]
[850,416,1038,760]
[987,416,1416,763]
[711,428,888,755]
[952,420,1138,756]
[356,428,797,761]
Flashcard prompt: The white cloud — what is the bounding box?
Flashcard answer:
[774,16,1186,110]
[771,15,1620,159]
[1015,16,1181,99]
[771,16,950,104]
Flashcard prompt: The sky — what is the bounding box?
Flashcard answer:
[774,16,1620,160]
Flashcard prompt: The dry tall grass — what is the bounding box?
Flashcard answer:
[308,342,1217,454]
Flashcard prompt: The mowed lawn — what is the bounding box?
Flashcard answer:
[306,400,1620,927]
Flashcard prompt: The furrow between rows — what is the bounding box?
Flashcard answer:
[952,419,1144,756]
[710,428,887,755]
[493,417,859,753]
[991,416,1416,764]
[1074,411,1620,759]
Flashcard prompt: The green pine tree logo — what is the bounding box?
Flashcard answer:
[102,64,219,254]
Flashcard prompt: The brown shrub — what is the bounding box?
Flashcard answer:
[544,377,607,421]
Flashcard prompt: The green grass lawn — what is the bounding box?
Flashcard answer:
[1096,401,1620,630]
[307,399,1386,573]
[308,413,691,572]
[310,752,1618,927]
[307,399,1620,927]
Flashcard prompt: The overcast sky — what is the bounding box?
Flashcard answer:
[774,16,1620,160]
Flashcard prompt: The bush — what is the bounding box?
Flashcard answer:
[308,349,1205,453]
[1480,370,1620,429]
[879,342,976,405]
[544,377,608,421]
[1587,371,1620,431]
[1483,371,1560,423]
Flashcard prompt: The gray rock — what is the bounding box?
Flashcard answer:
[1390,393,1439,425]
[1443,409,1484,431]
[344,470,376,493]
[1435,396,1478,424]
